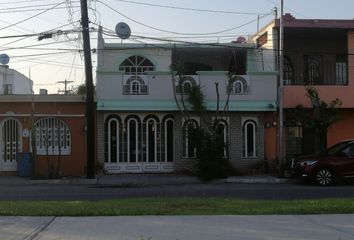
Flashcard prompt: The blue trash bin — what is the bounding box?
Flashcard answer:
[17,152,32,177]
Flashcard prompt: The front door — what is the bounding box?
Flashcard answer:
[0,119,22,171]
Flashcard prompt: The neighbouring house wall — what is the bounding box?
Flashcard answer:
[327,109,354,147]
[0,66,32,94]
[0,96,86,177]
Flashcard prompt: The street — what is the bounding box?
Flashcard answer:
[1,181,354,201]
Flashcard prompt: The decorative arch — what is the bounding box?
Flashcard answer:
[214,119,228,157]
[123,75,148,95]
[143,115,160,163]
[229,76,248,94]
[104,115,122,163]
[119,55,154,75]
[242,119,258,158]
[177,76,197,94]
[162,115,174,162]
[124,115,142,163]
[182,119,199,158]
[33,117,71,155]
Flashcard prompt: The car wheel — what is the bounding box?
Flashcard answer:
[315,169,333,186]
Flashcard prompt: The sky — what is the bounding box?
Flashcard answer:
[0,0,354,94]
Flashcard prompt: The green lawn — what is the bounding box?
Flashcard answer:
[1,197,354,216]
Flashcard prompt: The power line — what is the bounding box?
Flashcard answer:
[99,27,353,56]
[0,2,69,11]
[11,51,75,58]
[111,0,270,15]
[0,6,80,14]
[0,0,54,5]
[0,1,66,32]
[97,0,273,36]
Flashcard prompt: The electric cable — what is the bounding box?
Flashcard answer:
[0,1,67,32]
[97,0,273,36]
[110,0,270,15]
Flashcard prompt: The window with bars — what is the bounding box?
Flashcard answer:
[123,76,148,95]
[283,57,294,85]
[34,117,71,155]
[305,55,322,85]
[2,119,21,163]
[176,76,197,94]
[228,76,248,95]
[119,55,154,75]
[4,84,13,95]
[336,55,348,85]
[242,120,258,158]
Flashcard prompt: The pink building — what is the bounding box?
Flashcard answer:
[255,14,354,167]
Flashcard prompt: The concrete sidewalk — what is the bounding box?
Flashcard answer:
[0,173,293,186]
[1,214,353,240]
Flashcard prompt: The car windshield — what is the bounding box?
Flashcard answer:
[327,142,352,156]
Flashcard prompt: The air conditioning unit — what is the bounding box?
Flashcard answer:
[39,89,48,95]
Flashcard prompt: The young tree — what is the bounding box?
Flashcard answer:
[292,86,342,154]
[170,63,233,180]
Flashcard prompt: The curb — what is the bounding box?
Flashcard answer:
[225,177,294,184]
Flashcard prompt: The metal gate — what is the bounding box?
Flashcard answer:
[0,119,22,171]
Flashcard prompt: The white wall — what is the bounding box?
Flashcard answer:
[0,65,32,94]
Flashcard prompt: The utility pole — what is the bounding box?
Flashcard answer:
[278,0,285,176]
[80,0,95,179]
[57,79,74,94]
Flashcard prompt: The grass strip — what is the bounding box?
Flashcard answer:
[0,197,354,216]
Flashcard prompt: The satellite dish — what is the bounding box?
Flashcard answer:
[0,54,10,65]
[115,22,131,40]
[235,36,246,43]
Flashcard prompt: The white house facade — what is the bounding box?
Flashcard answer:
[95,30,278,173]
[0,65,33,95]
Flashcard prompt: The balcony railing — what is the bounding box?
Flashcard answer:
[122,84,149,95]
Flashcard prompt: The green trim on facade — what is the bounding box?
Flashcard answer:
[247,71,278,76]
[146,71,171,75]
[97,100,277,112]
[196,71,229,76]
[96,70,124,75]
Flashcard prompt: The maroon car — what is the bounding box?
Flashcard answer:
[292,140,354,186]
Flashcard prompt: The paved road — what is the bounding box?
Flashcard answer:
[1,214,354,240]
[1,182,354,200]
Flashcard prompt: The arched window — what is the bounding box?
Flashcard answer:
[242,120,258,158]
[124,76,148,95]
[123,115,142,163]
[183,119,198,158]
[306,55,322,85]
[161,115,174,162]
[177,76,197,94]
[104,115,122,163]
[119,55,154,75]
[229,76,248,94]
[214,120,228,157]
[34,117,71,155]
[143,115,160,163]
[233,80,244,94]
[283,56,294,85]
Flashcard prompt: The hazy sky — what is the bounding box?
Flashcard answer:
[1,0,353,93]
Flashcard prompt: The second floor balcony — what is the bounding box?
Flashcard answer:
[283,55,348,86]
[96,71,277,112]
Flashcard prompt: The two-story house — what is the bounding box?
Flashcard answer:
[254,14,354,160]
[96,28,278,173]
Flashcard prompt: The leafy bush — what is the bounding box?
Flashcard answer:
[190,128,232,181]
